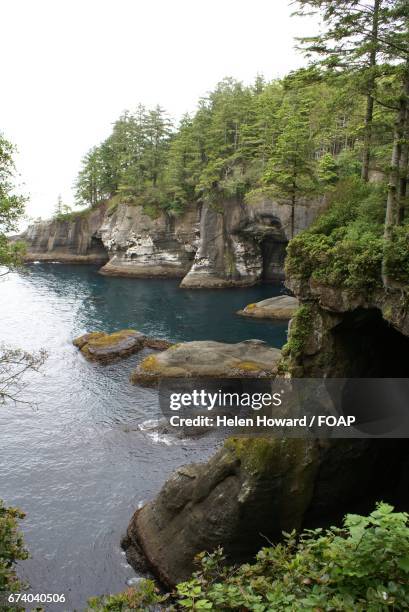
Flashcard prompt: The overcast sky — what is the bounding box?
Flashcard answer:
[1,0,317,221]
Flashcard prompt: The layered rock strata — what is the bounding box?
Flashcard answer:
[21,195,326,285]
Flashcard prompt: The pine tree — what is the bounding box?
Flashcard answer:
[293,0,384,181]
[263,93,317,238]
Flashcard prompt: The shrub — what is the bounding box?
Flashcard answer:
[87,580,168,611]
[286,178,390,291]
[0,499,28,594]
[90,503,409,611]
[174,503,409,611]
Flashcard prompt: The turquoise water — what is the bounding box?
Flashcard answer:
[0,264,288,609]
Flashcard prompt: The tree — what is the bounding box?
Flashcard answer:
[0,135,26,273]
[293,0,384,181]
[381,1,409,287]
[263,94,318,238]
[75,146,107,207]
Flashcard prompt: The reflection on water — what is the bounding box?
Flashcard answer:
[0,264,288,609]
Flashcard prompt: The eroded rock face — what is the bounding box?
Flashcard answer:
[130,340,281,385]
[123,278,409,586]
[21,195,326,284]
[237,295,299,320]
[73,330,172,363]
[124,438,320,585]
[123,435,406,586]
[180,196,326,288]
[285,277,409,377]
[21,205,109,264]
[98,204,199,278]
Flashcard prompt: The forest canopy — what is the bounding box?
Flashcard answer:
[74,73,388,219]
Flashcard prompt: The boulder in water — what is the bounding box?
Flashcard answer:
[130,339,281,385]
[73,330,173,363]
[237,295,298,320]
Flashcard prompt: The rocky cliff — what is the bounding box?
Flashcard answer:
[21,195,326,285]
[122,276,409,585]
[23,204,109,264]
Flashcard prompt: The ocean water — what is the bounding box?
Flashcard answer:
[0,264,288,610]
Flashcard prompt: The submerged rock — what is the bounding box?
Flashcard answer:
[73,330,172,363]
[237,295,299,320]
[130,339,281,385]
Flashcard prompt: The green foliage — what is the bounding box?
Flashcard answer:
[318,153,338,185]
[87,580,168,611]
[286,177,391,291]
[75,106,172,208]
[53,206,92,223]
[383,224,409,283]
[281,304,314,359]
[92,504,409,611]
[75,68,393,217]
[0,134,27,271]
[0,499,28,595]
[263,93,318,206]
[173,503,409,611]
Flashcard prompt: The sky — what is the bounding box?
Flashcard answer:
[1,0,318,222]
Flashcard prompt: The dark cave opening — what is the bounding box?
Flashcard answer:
[331,307,409,377]
[260,238,287,282]
[309,307,409,521]
[89,236,109,261]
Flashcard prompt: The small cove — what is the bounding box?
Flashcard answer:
[0,264,288,609]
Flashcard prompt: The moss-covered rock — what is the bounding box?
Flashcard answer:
[73,330,173,364]
[130,340,281,386]
[123,437,319,586]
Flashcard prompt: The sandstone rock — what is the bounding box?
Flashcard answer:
[180,196,327,288]
[130,340,281,385]
[237,295,298,320]
[21,204,109,264]
[98,204,199,278]
[21,194,326,285]
[123,275,409,587]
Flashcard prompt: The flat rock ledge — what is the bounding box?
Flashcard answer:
[130,339,281,385]
[73,329,172,363]
[237,295,298,320]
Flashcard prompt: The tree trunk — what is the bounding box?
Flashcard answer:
[291,192,296,239]
[398,109,409,223]
[382,62,409,289]
[361,0,381,182]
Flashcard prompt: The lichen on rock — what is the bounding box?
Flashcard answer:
[73,330,173,364]
[130,340,282,385]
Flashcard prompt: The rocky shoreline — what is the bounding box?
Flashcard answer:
[119,276,409,585]
[20,195,326,287]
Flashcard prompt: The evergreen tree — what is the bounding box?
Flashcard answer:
[0,134,26,271]
[263,94,318,238]
[294,0,385,181]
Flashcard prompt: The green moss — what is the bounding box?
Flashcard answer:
[225,437,281,474]
[140,354,159,371]
[281,304,313,360]
[86,329,138,349]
